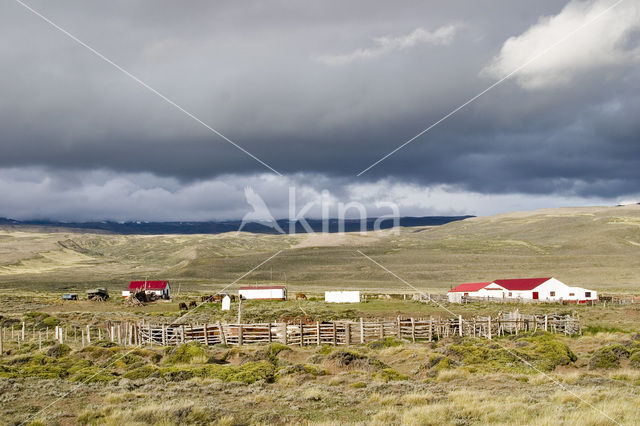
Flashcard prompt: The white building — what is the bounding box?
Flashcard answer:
[325,291,360,303]
[492,278,597,303]
[447,277,597,303]
[447,282,500,303]
[238,286,287,300]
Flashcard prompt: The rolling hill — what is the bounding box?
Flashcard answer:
[0,205,639,294]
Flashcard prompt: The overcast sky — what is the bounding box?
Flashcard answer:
[0,0,638,221]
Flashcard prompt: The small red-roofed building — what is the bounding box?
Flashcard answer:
[123,280,171,300]
[447,282,502,303]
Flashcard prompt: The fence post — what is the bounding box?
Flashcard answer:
[345,323,351,346]
[411,318,416,343]
[86,326,91,344]
[282,323,288,345]
[544,315,548,331]
[360,318,364,344]
[488,316,492,340]
[218,321,226,345]
[397,316,401,339]
[429,317,433,342]
[268,322,272,343]
[0,328,3,355]
[238,324,243,346]
[316,321,320,345]
[458,315,463,337]
[299,321,303,347]
[333,322,337,346]
[22,321,25,341]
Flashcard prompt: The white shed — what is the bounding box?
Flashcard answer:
[238,286,287,300]
[325,291,360,303]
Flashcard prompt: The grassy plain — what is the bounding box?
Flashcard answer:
[2,205,640,425]
[0,204,639,295]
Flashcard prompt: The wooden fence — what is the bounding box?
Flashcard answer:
[0,314,580,354]
[136,315,580,347]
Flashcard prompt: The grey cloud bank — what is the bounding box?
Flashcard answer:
[0,0,638,220]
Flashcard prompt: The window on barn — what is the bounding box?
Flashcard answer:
[508,292,512,297]
[585,292,591,297]
[550,291,555,297]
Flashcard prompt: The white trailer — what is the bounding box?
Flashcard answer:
[238,286,287,300]
[325,291,360,303]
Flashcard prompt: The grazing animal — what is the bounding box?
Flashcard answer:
[295,293,307,300]
[201,295,214,302]
[213,294,224,302]
[189,300,197,309]
[178,302,188,311]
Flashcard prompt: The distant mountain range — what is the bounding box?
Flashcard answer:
[0,216,473,234]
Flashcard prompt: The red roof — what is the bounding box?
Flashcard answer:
[492,278,551,291]
[238,286,286,290]
[129,280,169,291]
[449,282,491,293]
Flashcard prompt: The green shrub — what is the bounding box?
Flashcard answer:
[47,343,71,358]
[324,349,387,370]
[375,368,408,382]
[264,342,291,363]
[164,342,209,365]
[160,361,276,383]
[589,347,620,370]
[70,366,118,383]
[123,365,159,380]
[630,352,640,369]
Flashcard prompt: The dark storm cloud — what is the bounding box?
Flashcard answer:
[0,0,639,220]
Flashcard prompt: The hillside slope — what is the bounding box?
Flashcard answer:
[0,205,639,294]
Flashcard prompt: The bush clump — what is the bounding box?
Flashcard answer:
[160,361,276,383]
[47,343,71,358]
[123,365,159,380]
[164,342,210,365]
[375,368,409,382]
[324,349,387,371]
[589,345,626,370]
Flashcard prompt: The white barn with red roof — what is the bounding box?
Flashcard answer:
[492,277,597,303]
[447,281,505,303]
[448,277,597,303]
[123,280,171,300]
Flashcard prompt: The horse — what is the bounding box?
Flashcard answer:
[178,302,188,311]
[295,293,307,300]
[189,300,197,309]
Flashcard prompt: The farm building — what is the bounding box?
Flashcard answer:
[493,277,597,303]
[325,291,360,303]
[238,285,287,300]
[448,277,597,303]
[447,282,501,303]
[124,280,171,300]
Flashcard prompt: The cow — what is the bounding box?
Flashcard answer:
[178,302,188,311]
[295,293,307,300]
[189,300,197,309]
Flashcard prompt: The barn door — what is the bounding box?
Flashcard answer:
[532,292,539,300]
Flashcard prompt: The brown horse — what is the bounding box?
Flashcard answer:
[178,302,188,310]
[295,293,307,300]
[189,300,197,309]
